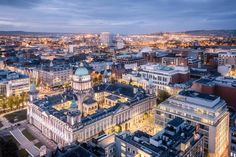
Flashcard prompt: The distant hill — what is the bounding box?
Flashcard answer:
[184,30,236,36]
[1,30,236,36]
[0,31,72,36]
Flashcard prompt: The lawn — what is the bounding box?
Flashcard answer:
[18,149,30,157]
[22,129,35,141]
[35,142,43,149]
[4,109,27,123]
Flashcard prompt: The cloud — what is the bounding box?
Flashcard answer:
[0,0,41,8]
[0,0,235,33]
[0,20,22,26]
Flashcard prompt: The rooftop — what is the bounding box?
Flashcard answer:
[167,117,184,128]
[219,52,236,56]
[94,83,141,99]
[41,64,71,72]
[75,67,89,76]
[105,95,120,101]
[33,83,148,127]
[179,90,219,101]
[195,78,212,85]
[0,69,29,82]
[117,118,203,157]
[53,143,97,157]
[140,64,189,75]
[83,98,97,105]
[195,76,236,88]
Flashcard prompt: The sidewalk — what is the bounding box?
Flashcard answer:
[0,116,11,129]
[11,128,39,157]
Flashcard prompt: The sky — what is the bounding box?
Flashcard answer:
[0,0,235,34]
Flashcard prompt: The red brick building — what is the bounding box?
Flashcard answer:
[191,77,236,110]
[143,52,162,63]
[111,63,125,80]
[171,73,190,83]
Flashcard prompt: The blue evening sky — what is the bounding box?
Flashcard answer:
[0,0,235,33]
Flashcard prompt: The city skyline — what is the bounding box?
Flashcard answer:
[0,0,236,33]
[0,1,236,157]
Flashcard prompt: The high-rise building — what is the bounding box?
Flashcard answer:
[156,90,229,157]
[68,45,77,53]
[100,32,114,47]
[230,127,236,157]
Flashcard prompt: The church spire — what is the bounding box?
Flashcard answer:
[79,62,84,67]
[29,83,38,102]
[49,60,53,67]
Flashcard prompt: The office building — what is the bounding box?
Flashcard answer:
[0,69,30,96]
[218,52,236,65]
[116,54,146,70]
[37,61,73,88]
[156,90,229,157]
[139,64,189,90]
[161,57,188,66]
[121,64,189,95]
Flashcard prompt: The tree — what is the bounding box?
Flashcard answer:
[114,125,122,133]
[93,77,98,84]
[98,74,102,83]
[2,97,7,112]
[129,78,132,85]
[14,95,20,109]
[7,96,15,111]
[0,137,18,157]
[18,95,24,107]
[0,96,6,113]
[157,90,171,104]
[63,82,71,89]
[20,92,28,107]
[110,77,116,84]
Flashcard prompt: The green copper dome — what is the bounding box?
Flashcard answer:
[74,62,89,76]
[75,67,89,76]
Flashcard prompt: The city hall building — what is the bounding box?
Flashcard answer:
[27,63,156,146]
